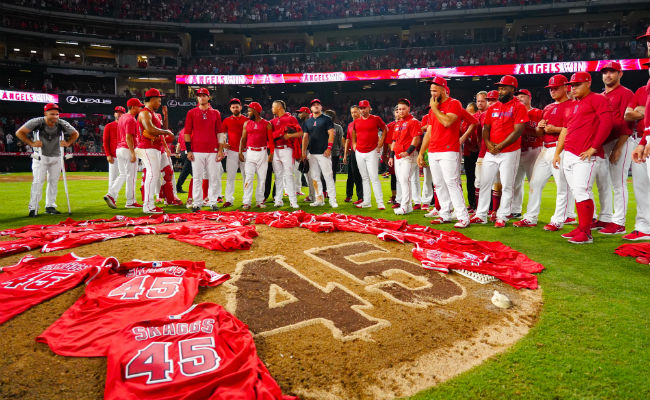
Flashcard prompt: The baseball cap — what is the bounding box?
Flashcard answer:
[636,26,650,40]
[228,98,241,105]
[298,106,310,113]
[144,88,164,98]
[397,98,411,107]
[196,88,210,96]
[247,102,262,114]
[127,98,144,107]
[358,100,370,108]
[600,61,622,72]
[496,75,518,88]
[114,106,126,113]
[568,72,592,84]
[310,98,322,105]
[430,76,448,88]
[545,74,569,88]
[44,103,61,112]
[486,90,499,100]
[515,89,532,97]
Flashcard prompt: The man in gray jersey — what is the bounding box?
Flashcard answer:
[16,103,79,217]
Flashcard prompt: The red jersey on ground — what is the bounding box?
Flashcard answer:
[244,119,273,150]
[353,114,386,153]
[484,98,529,153]
[427,97,464,153]
[629,85,648,138]
[0,253,117,324]
[104,302,296,400]
[103,121,119,157]
[270,112,302,148]
[137,107,163,151]
[184,106,222,153]
[222,114,247,153]
[603,84,634,143]
[36,260,229,357]
[41,229,138,253]
[521,107,543,152]
[392,115,421,158]
[117,113,138,150]
[564,92,614,157]
[541,100,572,145]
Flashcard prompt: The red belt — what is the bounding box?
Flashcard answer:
[248,147,266,151]
[275,145,288,149]
[544,142,557,148]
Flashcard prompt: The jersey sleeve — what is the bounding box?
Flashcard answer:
[184,110,194,138]
[325,116,334,131]
[448,99,463,117]
[200,269,230,287]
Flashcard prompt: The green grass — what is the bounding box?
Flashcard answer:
[1,171,648,400]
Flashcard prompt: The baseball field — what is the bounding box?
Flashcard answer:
[0,171,647,399]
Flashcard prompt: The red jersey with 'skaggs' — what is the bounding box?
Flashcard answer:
[427,97,464,153]
[354,114,386,153]
[36,259,229,357]
[104,302,297,400]
[484,98,529,153]
[0,253,117,325]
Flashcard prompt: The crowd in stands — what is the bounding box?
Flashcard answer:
[5,0,584,23]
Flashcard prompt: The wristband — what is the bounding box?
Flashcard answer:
[327,143,333,150]
[390,151,395,158]
[406,145,416,154]
[185,142,192,152]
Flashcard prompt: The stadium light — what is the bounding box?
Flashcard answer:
[59,53,65,57]
[30,50,37,54]
[13,48,20,52]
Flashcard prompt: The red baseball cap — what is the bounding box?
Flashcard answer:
[545,74,569,88]
[637,26,650,40]
[196,88,210,96]
[600,61,622,72]
[144,88,164,98]
[397,98,411,107]
[568,72,592,84]
[358,99,370,108]
[515,89,532,97]
[430,76,448,88]
[114,106,126,113]
[228,98,241,105]
[298,106,310,113]
[248,102,262,114]
[486,90,499,100]
[310,98,322,105]
[127,98,144,107]
[496,75,518,88]
[44,103,61,112]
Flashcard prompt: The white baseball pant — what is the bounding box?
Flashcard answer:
[107,156,118,192]
[292,162,302,194]
[475,150,520,220]
[225,149,246,204]
[606,137,634,226]
[191,152,222,207]
[428,151,470,222]
[422,162,433,205]
[355,150,384,207]
[308,153,337,206]
[523,146,575,225]
[242,148,268,206]
[136,148,161,212]
[632,136,650,233]
[29,154,61,211]
[512,146,541,214]
[108,147,137,205]
[395,154,417,213]
[563,151,598,203]
[272,147,297,205]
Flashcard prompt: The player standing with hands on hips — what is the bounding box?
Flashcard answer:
[239,102,274,210]
[16,103,79,217]
[553,72,613,244]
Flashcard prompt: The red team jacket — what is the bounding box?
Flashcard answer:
[103,121,119,158]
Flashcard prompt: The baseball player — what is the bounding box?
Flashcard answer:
[351,99,387,209]
[103,106,125,194]
[239,102,274,209]
[270,99,303,209]
[591,62,635,235]
[511,89,543,218]
[296,106,315,201]
[470,75,529,227]
[16,103,79,217]
[553,72,614,244]
[104,98,143,209]
[386,108,399,208]
[460,102,480,211]
[420,110,437,216]
[221,98,247,208]
[184,88,224,212]
[344,105,364,204]
[388,98,421,215]
[473,90,503,218]
[135,88,174,214]
[514,75,576,230]
[302,99,339,208]
[418,77,470,228]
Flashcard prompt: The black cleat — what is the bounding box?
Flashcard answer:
[176,188,187,193]
[28,210,37,217]
[211,205,219,211]
[192,206,201,213]
[45,207,61,214]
